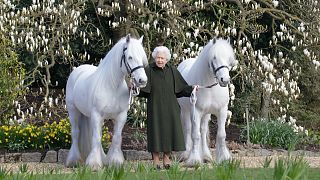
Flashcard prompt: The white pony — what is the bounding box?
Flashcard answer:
[65,35,148,170]
[178,37,237,166]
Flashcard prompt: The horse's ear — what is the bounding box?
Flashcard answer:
[139,35,144,44]
[227,37,230,43]
[212,37,217,44]
[126,34,131,43]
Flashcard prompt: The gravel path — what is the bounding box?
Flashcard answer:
[1,148,319,173]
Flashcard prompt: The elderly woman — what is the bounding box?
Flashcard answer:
[138,46,197,170]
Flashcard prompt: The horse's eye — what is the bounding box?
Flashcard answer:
[128,56,133,60]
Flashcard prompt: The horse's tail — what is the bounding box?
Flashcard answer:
[78,115,92,161]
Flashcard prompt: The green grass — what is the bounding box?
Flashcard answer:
[0,168,319,180]
[0,157,318,180]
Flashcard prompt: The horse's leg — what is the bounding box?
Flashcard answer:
[105,111,126,167]
[185,109,203,166]
[180,111,192,162]
[65,107,83,167]
[85,111,104,170]
[200,114,213,162]
[215,107,231,163]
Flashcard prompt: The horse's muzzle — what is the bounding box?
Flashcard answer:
[135,78,147,88]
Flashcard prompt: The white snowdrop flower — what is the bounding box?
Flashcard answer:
[17,108,21,115]
[173,53,178,59]
[17,117,24,124]
[48,97,53,107]
[145,23,150,30]
[278,51,283,58]
[298,126,304,132]
[194,29,199,37]
[231,28,237,36]
[269,73,275,83]
[189,42,194,47]
[226,111,232,126]
[272,1,279,7]
[291,46,296,51]
[9,119,14,125]
[214,28,219,36]
[245,0,251,4]
[303,49,310,57]
[305,130,308,136]
[289,116,296,124]
[186,32,191,38]
[229,83,235,92]
[183,49,189,54]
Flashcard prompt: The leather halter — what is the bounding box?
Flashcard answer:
[120,47,144,77]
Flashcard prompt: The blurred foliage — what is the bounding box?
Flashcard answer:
[0,35,26,124]
[240,119,305,150]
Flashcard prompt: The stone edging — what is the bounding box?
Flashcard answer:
[1,149,319,164]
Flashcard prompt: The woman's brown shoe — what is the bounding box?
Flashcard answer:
[154,164,161,170]
[163,152,171,169]
[164,164,170,169]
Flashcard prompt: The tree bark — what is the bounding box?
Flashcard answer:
[260,92,270,119]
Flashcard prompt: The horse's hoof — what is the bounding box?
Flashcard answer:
[216,154,231,164]
[185,158,202,167]
[87,162,103,171]
[202,154,213,163]
[65,161,77,168]
[65,157,83,168]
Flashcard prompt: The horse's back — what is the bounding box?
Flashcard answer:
[66,64,97,103]
[177,58,196,84]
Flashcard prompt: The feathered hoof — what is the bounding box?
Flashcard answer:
[184,156,202,167]
[86,160,103,171]
[202,150,213,163]
[203,155,213,164]
[179,151,190,162]
[105,150,124,167]
[216,152,231,164]
[105,157,124,168]
[65,155,83,168]
[65,160,80,168]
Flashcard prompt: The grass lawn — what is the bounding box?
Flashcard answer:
[1,167,319,180]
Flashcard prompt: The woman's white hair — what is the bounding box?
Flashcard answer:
[152,46,171,61]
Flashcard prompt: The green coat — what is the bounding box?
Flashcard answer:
[139,62,193,152]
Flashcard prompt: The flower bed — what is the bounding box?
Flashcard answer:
[0,119,111,152]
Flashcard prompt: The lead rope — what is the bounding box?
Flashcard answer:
[128,78,140,109]
[189,82,218,122]
[190,86,199,124]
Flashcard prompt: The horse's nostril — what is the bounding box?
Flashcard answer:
[221,78,224,82]
[139,79,146,84]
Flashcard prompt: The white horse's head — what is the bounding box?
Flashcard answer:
[121,34,148,87]
[207,37,237,87]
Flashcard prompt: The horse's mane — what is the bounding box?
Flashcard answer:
[188,38,234,84]
[90,37,146,92]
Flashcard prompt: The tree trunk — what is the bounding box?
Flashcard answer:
[260,92,270,119]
